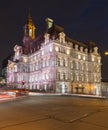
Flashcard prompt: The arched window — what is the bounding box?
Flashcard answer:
[70,73,73,81]
[70,61,73,69]
[58,58,60,66]
[63,59,65,66]
[58,72,60,80]
[59,32,65,43]
[14,65,17,72]
[63,73,65,80]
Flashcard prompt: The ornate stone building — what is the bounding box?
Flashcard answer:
[6,15,101,95]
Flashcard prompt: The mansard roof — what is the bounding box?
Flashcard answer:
[30,24,65,51]
[23,18,97,54]
[47,24,64,37]
[33,22,96,51]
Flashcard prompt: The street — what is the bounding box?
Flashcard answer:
[0,95,108,130]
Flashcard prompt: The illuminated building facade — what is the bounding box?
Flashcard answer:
[6,15,101,95]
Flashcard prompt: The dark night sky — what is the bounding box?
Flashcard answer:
[0,0,108,79]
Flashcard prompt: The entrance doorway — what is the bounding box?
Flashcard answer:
[75,85,84,94]
[60,83,67,93]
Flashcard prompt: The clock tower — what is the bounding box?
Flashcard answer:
[23,11,36,54]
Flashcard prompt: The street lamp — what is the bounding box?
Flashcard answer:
[105,51,108,55]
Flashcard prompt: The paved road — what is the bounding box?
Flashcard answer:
[0,95,108,130]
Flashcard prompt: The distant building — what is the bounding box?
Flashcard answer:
[6,14,101,95]
[2,54,13,78]
[101,81,108,97]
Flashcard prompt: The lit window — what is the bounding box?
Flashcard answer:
[92,57,94,61]
[83,56,86,60]
[23,58,27,63]
[14,65,17,72]
[78,54,81,59]
[55,46,59,51]
[50,46,52,52]
[34,56,36,60]
[98,59,100,63]
[77,75,79,81]
[67,49,70,54]
[42,50,44,55]
[29,29,32,37]
[46,73,49,80]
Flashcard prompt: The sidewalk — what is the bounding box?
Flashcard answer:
[0,92,105,103]
[0,94,27,103]
[29,92,105,99]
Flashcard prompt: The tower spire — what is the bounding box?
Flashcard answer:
[28,8,31,19]
[23,10,36,54]
[27,8,33,25]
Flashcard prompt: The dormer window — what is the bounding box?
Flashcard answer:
[93,47,98,54]
[75,44,78,51]
[59,32,65,43]
[80,46,83,52]
[85,48,88,53]
[44,33,50,44]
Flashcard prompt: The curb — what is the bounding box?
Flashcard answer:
[29,92,104,99]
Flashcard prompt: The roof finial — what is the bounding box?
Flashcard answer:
[27,8,33,24]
